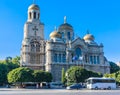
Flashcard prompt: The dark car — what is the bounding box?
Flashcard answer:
[66,83,82,90]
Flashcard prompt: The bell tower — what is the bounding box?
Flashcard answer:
[28,4,40,22]
[20,3,45,70]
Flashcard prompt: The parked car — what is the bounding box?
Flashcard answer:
[66,83,82,90]
[50,82,63,89]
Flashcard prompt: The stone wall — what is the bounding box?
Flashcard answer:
[46,63,110,82]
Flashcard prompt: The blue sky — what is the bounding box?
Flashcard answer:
[0,0,120,62]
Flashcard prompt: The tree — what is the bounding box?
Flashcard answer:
[12,56,20,65]
[5,56,12,63]
[66,66,102,84]
[33,70,45,82]
[0,63,8,85]
[7,67,33,84]
[43,72,52,82]
[109,61,120,73]
[3,56,20,72]
[66,66,88,83]
[6,62,19,72]
[0,57,20,85]
[104,71,120,84]
[61,68,66,85]
[33,70,52,83]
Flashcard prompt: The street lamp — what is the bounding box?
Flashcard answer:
[66,48,69,86]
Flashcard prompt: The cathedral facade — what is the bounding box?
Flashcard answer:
[20,4,110,82]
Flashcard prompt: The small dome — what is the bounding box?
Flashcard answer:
[83,34,95,41]
[50,30,61,39]
[28,4,40,10]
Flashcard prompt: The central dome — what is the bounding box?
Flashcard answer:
[28,4,40,10]
[58,23,73,31]
[58,16,73,31]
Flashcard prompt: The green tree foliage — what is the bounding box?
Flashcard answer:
[7,67,33,83]
[8,68,52,84]
[5,56,12,63]
[12,56,20,65]
[109,61,120,73]
[33,70,45,82]
[66,66,102,84]
[33,70,52,83]
[6,62,19,72]
[43,72,52,82]
[61,68,66,84]
[2,56,20,72]
[0,56,20,85]
[0,63,8,85]
[104,71,120,84]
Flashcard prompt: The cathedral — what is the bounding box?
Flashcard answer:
[20,4,110,81]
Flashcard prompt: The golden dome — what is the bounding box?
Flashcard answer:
[58,23,73,31]
[28,4,40,10]
[58,16,73,31]
[50,30,61,38]
[83,34,95,41]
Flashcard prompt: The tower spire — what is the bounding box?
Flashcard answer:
[64,16,67,24]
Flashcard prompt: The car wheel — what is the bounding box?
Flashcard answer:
[95,86,98,90]
[107,86,111,90]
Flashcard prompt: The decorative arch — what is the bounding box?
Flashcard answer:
[30,39,40,52]
[74,46,82,58]
[30,39,41,64]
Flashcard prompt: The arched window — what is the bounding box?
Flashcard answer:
[75,47,82,58]
[54,54,57,62]
[61,32,64,39]
[30,40,40,52]
[58,54,61,62]
[90,56,93,64]
[67,32,70,40]
[31,43,35,52]
[34,12,36,19]
[94,56,96,64]
[30,40,40,64]
[85,55,87,63]
[36,44,40,52]
[62,53,66,62]
[97,56,100,64]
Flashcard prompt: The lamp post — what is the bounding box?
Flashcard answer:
[66,48,69,86]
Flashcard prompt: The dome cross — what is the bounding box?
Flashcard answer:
[64,16,67,24]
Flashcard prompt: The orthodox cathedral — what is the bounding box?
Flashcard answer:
[20,4,110,81]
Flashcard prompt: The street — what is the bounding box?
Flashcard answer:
[0,88,120,95]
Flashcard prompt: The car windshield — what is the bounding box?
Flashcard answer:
[71,83,79,86]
